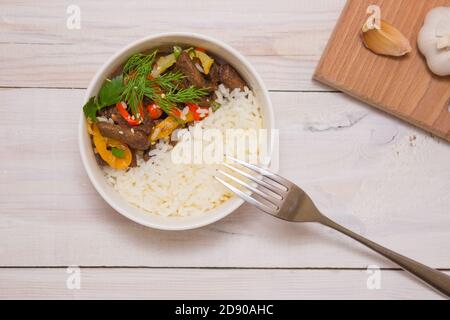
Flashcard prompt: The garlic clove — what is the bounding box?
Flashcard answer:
[362,19,412,57]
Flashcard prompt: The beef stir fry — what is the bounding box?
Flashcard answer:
[83,46,247,170]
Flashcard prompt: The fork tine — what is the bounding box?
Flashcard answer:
[226,156,289,189]
[222,162,286,197]
[214,176,276,215]
[217,170,280,207]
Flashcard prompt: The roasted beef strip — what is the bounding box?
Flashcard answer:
[208,63,220,92]
[97,105,115,118]
[219,64,246,91]
[133,113,153,135]
[175,51,206,88]
[129,149,138,168]
[97,122,150,150]
[143,151,151,162]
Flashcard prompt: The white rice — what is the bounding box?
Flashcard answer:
[103,84,263,217]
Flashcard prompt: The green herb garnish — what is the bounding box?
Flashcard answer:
[121,51,158,115]
[83,75,125,122]
[121,50,209,116]
[123,52,157,75]
[84,49,210,122]
[99,75,125,107]
[83,97,98,122]
[173,46,182,59]
[211,101,221,112]
[111,147,125,158]
[154,86,209,111]
[153,71,184,91]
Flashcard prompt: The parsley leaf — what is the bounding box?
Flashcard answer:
[111,147,125,158]
[83,97,98,122]
[98,75,124,107]
[84,75,124,122]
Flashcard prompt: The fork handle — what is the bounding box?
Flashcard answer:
[318,215,450,297]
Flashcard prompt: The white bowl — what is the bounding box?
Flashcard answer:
[79,32,275,230]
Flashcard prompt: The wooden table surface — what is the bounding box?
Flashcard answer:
[1,0,449,300]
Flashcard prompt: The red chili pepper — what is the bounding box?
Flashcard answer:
[195,47,206,53]
[116,101,142,126]
[187,103,208,121]
[147,103,163,120]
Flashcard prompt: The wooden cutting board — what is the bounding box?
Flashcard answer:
[314,0,450,141]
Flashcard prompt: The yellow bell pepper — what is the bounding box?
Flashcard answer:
[92,124,132,170]
[86,119,94,135]
[150,53,177,78]
[150,116,180,142]
[194,50,214,75]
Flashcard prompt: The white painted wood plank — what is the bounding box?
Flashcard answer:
[0,0,346,90]
[0,88,449,268]
[0,45,322,91]
[0,268,447,300]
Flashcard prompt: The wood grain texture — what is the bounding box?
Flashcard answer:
[0,0,346,90]
[1,0,449,299]
[1,88,449,268]
[0,268,447,300]
[314,0,450,141]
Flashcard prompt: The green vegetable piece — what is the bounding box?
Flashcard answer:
[173,46,182,59]
[111,147,125,158]
[83,97,98,122]
[211,101,221,112]
[184,47,196,59]
[98,75,124,107]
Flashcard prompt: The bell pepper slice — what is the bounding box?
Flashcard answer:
[92,124,132,170]
[150,117,180,142]
[194,50,214,75]
[187,103,209,121]
[147,103,163,120]
[168,105,209,123]
[150,53,177,78]
[116,101,143,126]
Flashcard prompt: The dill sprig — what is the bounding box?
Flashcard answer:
[123,52,157,75]
[152,71,184,92]
[150,72,209,111]
[121,50,209,117]
[121,51,158,115]
[158,86,209,109]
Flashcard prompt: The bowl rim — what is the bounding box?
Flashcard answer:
[78,32,276,230]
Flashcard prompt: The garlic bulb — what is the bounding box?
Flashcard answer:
[418,7,450,76]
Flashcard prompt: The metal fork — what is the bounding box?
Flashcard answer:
[215,156,450,297]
